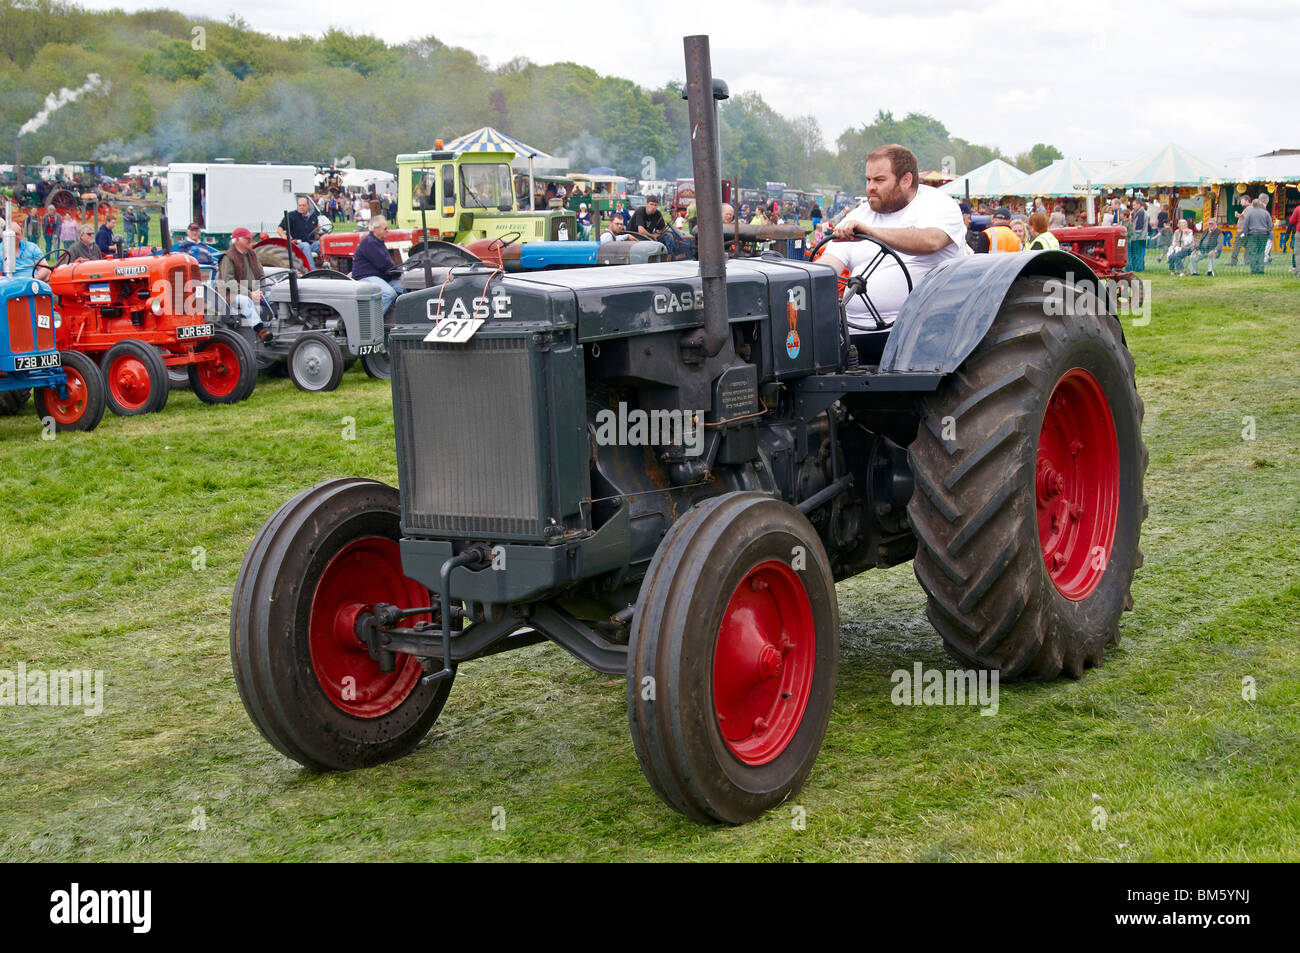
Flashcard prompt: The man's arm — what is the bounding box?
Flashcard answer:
[831,218,952,255]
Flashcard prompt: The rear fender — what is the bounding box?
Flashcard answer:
[879,250,1106,374]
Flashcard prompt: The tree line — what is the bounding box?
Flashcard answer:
[1,0,1062,191]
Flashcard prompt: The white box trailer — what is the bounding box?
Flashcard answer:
[166,162,317,246]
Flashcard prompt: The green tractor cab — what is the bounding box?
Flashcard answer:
[396,146,575,243]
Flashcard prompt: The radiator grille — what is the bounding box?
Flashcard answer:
[394,335,542,537]
[355,296,379,344]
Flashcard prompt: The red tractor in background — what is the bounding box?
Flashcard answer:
[38,248,257,415]
[1052,225,1141,305]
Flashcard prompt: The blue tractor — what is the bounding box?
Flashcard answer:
[0,276,106,431]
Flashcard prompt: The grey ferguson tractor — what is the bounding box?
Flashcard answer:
[230,38,1146,824]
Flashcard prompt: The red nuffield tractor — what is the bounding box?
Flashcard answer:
[229,38,1147,824]
[39,248,256,414]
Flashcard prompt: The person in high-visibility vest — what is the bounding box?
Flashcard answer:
[983,207,1022,252]
[1026,211,1059,251]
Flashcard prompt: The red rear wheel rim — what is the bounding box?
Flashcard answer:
[194,341,240,397]
[45,367,89,424]
[309,536,427,718]
[107,354,152,411]
[1037,367,1120,600]
[713,559,816,766]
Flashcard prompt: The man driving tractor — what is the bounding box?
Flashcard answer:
[218,227,273,341]
[818,144,967,332]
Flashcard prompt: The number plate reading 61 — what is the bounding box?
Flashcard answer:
[15,353,61,370]
[423,318,484,344]
[177,324,214,340]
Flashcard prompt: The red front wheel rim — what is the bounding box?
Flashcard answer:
[713,559,816,766]
[194,341,240,397]
[45,369,89,424]
[107,354,152,411]
[309,536,427,718]
[1037,367,1120,600]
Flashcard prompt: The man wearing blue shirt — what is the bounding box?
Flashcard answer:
[350,217,403,315]
[1,216,51,280]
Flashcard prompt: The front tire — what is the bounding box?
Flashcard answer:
[287,331,344,392]
[907,275,1147,680]
[360,350,391,380]
[627,492,839,824]
[101,339,168,415]
[230,478,453,770]
[33,351,106,432]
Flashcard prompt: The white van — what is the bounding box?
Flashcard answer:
[166,162,317,246]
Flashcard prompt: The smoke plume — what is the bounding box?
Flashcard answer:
[19,74,109,137]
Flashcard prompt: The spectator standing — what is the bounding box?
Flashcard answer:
[59,211,78,250]
[1288,201,1300,275]
[134,205,150,248]
[1027,211,1059,250]
[41,206,60,254]
[1129,199,1147,271]
[122,206,137,248]
[95,214,117,256]
[23,211,42,245]
[1237,196,1273,274]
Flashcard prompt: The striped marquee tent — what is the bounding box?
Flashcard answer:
[940,158,1028,200]
[444,127,564,206]
[1007,157,1102,221]
[1100,144,1229,188]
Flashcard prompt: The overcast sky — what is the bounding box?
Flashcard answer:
[77,0,1295,167]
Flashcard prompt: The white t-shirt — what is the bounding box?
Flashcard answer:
[823,184,967,329]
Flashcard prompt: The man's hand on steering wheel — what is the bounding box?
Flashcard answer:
[831,219,863,242]
[808,232,912,331]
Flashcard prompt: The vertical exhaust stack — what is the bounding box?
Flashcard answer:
[683,35,729,358]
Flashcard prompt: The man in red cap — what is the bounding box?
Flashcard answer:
[217,227,272,340]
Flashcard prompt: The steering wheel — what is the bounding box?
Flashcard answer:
[809,233,912,330]
[33,247,73,273]
[487,231,522,252]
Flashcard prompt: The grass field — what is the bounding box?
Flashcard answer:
[1,271,1297,861]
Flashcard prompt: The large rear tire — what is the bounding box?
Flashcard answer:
[907,275,1147,680]
[627,492,839,824]
[230,478,453,770]
[33,351,106,432]
[189,328,257,404]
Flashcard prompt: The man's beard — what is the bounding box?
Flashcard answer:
[867,187,908,214]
